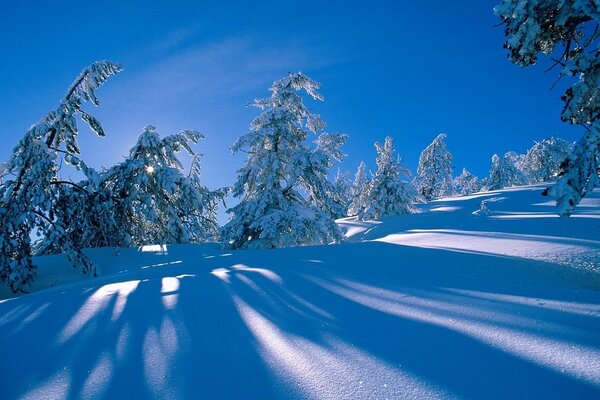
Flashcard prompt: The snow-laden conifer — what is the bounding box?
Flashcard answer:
[495,0,600,215]
[98,126,226,246]
[454,168,481,196]
[486,152,528,191]
[36,126,227,256]
[522,137,573,183]
[546,127,599,216]
[0,61,122,292]
[329,169,352,219]
[359,137,415,220]
[221,72,346,249]
[415,133,454,201]
[348,161,369,216]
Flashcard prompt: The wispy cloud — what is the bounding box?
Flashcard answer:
[122,36,344,106]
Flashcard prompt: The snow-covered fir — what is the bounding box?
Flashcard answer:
[415,133,454,201]
[90,126,226,247]
[486,152,528,191]
[330,169,352,219]
[521,137,573,183]
[348,160,369,217]
[359,136,415,220]
[454,168,482,195]
[221,72,346,249]
[0,61,122,292]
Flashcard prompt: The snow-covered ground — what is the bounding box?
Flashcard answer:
[1,185,599,399]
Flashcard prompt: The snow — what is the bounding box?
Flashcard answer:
[1,185,600,399]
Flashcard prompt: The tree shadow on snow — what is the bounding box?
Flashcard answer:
[1,240,600,399]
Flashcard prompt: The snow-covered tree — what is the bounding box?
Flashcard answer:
[0,61,122,292]
[546,127,600,215]
[415,133,454,201]
[37,126,227,253]
[521,137,574,182]
[329,169,352,219]
[221,72,346,249]
[109,127,226,245]
[454,168,482,195]
[495,0,600,215]
[486,152,528,191]
[359,136,415,220]
[0,162,7,185]
[348,161,369,216]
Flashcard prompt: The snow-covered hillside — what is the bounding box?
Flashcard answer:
[1,185,599,399]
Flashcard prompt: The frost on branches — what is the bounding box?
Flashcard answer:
[221,72,346,249]
[348,161,370,216]
[0,61,122,292]
[359,136,415,220]
[522,137,574,182]
[415,133,454,201]
[330,169,352,219]
[101,126,227,245]
[495,0,600,215]
[37,126,227,253]
[454,168,482,195]
[487,152,528,190]
[545,126,599,215]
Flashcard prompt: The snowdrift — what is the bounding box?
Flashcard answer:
[1,185,599,399]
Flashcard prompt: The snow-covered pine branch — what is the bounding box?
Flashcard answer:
[495,0,600,215]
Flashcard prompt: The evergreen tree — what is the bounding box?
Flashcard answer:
[487,152,528,190]
[329,169,352,219]
[495,0,600,215]
[37,126,227,253]
[360,137,415,220]
[221,72,346,249]
[0,61,122,292]
[415,133,454,200]
[348,161,369,216]
[454,168,482,195]
[522,137,574,183]
[546,127,600,215]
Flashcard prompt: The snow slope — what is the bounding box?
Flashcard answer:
[1,185,599,399]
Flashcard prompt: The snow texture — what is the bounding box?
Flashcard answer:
[1,185,599,399]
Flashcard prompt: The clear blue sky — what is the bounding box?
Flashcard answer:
[0,1,582,197]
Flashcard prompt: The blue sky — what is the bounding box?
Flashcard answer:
[0,1,582,199]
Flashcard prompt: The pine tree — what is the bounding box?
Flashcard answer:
[221,72,346,249]
[0,61,122,292]
[348,161,369,216]
[486,152,528,191]
[415,133,454,201]
[99,126,226,246]
[330,169,352,219]
[495,0,600,215]
[522,137,574,183]
[546,127,599,215]
[454,168,481,195]
[360,136,415,220]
